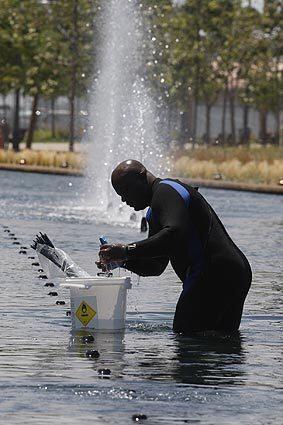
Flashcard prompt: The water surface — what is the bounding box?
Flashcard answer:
[0,170,282,424]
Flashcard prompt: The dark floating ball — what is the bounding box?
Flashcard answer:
[132,414,147,422]
[82,335,94,344]
[4,229,10,233]
[32,262,40,266]
[11,237,18,240]
[19,250,27,254]
[44,282,54,287]
[28,256,35,259]
[48,291,58,296]
[86,350,100,359]
[21,246,28,250]
[38,268,44,272]
[56,300,65,305]
[13,242,20,245]
[98,368,111,376]
[9,233,15,237]
[38,274,48,279]
[66,310,71,316]
[3,226,9,229]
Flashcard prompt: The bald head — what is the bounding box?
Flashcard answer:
[111,159,156,211]
[111,159,146,187]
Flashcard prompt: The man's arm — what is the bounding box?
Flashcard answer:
[99,183,191,265]
[124,256,169,277]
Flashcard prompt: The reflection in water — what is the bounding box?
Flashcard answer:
[69,329,126,376]
[69,329,125,354]
[173,332,245,386]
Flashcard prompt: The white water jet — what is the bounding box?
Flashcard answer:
[83,0,168,225]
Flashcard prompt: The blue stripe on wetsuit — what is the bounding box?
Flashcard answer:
[146,180,190,221]
[146,206,152,223]
[146,180,203,292]
[160,180,191,207]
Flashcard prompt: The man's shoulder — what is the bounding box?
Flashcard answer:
[153,178,196,194]
[151,178,190,204]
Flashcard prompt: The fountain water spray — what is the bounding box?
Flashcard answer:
[84,0,168,225]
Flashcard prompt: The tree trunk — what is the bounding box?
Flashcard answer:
[205,103,211,145]
[242,104,250,145]
[180,111,189,145]
[275,57,282,146]
[278,110,283,147]
[69,0,78,152]
[259,108,267,144]
[12,89,21,152]
[192,98,198,148]
[168,104,174,145]
[221,85,228,143]
[229,88,236,144]
[187,90,194,146]
[26,93,39,149]
[69,95,75,152]
[275,109,279,145]
[51,97,56,138]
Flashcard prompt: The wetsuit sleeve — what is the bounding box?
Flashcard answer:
[124,220,169,276]
[127,183,190,259]
[124,256,169,277]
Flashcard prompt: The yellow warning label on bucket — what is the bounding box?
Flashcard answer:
[76,301,96,326]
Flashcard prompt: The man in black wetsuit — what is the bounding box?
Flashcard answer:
[98,159,252,333]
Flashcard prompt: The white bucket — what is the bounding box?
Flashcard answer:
[60,276,131,331]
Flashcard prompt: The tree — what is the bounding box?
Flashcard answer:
[146,0,219,146]
[144,1,246,146]
[0,0,62,149]
[0,0,28,150]
[49,0,97,151]
[245,0,282,144]
[22,1,61,149]
[168,0,209,146]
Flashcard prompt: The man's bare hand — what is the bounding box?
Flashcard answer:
[99,244,127,262]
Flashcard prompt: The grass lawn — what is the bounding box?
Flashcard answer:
[0,148,84,169]
[173,145,283,185]
[0,142,282,186]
